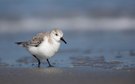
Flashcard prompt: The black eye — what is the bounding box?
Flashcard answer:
[55,33,58,36]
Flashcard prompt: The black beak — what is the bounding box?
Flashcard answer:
[61,37,67,44]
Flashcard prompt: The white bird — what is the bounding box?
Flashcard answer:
[15,28,67,68]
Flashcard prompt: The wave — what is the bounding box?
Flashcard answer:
[0,16,135,33]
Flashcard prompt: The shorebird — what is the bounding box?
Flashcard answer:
[15,28,67,68]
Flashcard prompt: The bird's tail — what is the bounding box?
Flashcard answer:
[15,42,27,47]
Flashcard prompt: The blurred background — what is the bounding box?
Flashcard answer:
[0,0,135,32]
[0,0,135,69]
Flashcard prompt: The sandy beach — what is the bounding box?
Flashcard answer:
[0,67,135,84]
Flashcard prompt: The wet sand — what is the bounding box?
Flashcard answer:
[0,67,135,84]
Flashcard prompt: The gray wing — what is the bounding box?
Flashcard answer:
[16,32,47,47]
[29,32,45,47]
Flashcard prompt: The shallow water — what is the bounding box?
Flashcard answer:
[0,30,135,70]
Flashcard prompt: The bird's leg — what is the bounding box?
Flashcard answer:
[47,59,53,67]
[33,55,41,68]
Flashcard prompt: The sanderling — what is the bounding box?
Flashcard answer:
[15,28,67,68]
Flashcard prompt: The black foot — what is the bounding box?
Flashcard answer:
[38,64,40,68]
[48,65,54,67]
[46,59,54,67]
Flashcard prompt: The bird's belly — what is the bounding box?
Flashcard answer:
[28,46,38,56]
[27,42,60,59]
[38,42,60,59]
[28,46,56,59]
